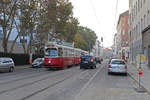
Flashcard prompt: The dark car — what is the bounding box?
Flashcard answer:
[80,56,96,69]
[32,58,44,68]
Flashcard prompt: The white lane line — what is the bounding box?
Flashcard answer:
[74,65,104,100]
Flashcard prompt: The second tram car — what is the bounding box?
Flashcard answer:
[44,42,88,69]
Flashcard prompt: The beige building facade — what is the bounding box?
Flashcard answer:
[129,0,150,63]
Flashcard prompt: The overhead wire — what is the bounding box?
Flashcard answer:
[114,0,119,29]
[89,0,101,30]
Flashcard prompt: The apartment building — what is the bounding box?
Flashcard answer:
[129,0,150,64]
[113,33,118,56]
[117,10,129,61]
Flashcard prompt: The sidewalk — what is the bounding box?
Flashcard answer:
[127,63,150,94]
[15,65,31,70]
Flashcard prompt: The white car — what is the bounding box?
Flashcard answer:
[32,58,44,68]
[0,57,15,72]
[108,59,127,75]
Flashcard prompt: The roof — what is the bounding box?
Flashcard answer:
[111,59,124,61]
[117,10,129,27]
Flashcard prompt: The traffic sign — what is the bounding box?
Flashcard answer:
[138,68,143,75]
[136,54,146,68]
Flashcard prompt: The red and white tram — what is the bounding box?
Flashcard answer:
[44,42,88,69]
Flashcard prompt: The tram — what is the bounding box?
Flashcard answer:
[44,42,88,69]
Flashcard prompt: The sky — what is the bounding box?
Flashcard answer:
[70,0,129,47]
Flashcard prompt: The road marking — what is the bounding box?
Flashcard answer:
[74,65,104,100]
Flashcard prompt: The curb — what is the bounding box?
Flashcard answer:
[128,71,150,95]
[15,65,31,70]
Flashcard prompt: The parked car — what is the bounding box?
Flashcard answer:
[0,57,15,72]
[32,58,44,68]
[80,56,96,69]
[108,59,127,75]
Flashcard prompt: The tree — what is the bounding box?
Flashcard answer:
[74,33,86,50]
[36,0,77,44]
[0,0,19,53]
[74,26,97,52]
[16,0,39,53]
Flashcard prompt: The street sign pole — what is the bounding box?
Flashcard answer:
[136,54,145,93]
[138,54,141,89]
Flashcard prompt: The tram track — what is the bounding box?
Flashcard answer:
[0,71,50,85]
[21,75,72,100]
[0,67,81,95]
[20,69,89,100]
[0,68,46,81]
[0,67,77,85]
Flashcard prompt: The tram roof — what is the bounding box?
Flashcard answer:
[46,43,88,53]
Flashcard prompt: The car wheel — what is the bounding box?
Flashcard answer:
[124,73,127,76]
[9,67,14,72]
[108,72,111,75]
[91,66,94,69]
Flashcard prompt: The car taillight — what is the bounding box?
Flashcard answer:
[108,65,112,68]
[91,57,93,62]
[125,65,127,69]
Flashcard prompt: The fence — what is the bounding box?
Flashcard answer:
[0,52,44,66]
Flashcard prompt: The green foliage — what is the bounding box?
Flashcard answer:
[74,26,97,52]
[0,0,97,54]
[37,0,78,43]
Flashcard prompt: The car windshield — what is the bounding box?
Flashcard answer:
[0,59,2,62]
[45,48,58,57]
[81,56,91,61]
[111,60,125,65]
[0,58,4,62]
[34,58,43,62]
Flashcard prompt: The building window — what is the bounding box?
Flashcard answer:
[141,0,142,8]
[122,29,125,35]
[144,0,146,4]
[144,15,146,28]
[141,18,143,31]
[136,2,138,15]
[138,0,140,11]
[148,10,150,25]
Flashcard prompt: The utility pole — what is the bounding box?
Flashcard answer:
[29,30,33,64]
[101,37,103,57]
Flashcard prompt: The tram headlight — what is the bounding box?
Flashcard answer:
[49,61,51,63]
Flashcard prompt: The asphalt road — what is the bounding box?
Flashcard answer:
[0,60,149,100]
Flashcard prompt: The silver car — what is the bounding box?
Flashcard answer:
[32,58,44,68]
[108,59,127,75]
[0,58,15,72]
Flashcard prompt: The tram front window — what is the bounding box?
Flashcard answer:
[45,48,58,57]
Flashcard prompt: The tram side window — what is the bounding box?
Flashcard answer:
[75,51,78,57]
[64,48,68,57]
[45,48,58,57]
[71,50,74,57]
[58,48,63,57]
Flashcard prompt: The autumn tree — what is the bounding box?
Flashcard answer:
[74,26,97,52]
